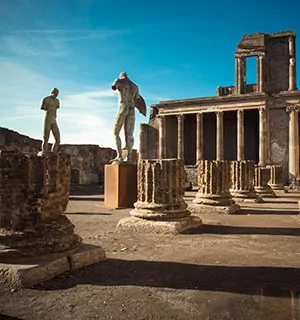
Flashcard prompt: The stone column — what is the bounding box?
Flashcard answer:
[289,36,296,91]
[267,165,285,192]
[196,113,204,163]
[158,115,166,159]
[139,124,149,160]
[116,159,202,234]
[216,111,224,160]
[0,151,82,261]
[177,114,184,160]
[286,105,300,184]
[230,161,262,203]
[189,160,240,214]
[236,57,246,94]
[254,166,276,197]
[259,108,267,166]
[257,55,264,93]
[237,109,244,161]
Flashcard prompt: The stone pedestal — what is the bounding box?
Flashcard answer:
[0,151,106,288]
[267,165,286,192]
[189,160,240,214]
[254,166,276,198]
[117,159,201,234]
[230,161,262,203]
[121,149,138,164]
[104,164,137,208]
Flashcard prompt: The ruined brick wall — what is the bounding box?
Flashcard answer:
[268,106,289,183]
[0,127,41,154]
[0,127,116,185]
[267,36,290,93]
[60,145,116,185]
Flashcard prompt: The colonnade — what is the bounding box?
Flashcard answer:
[158,108,268,166]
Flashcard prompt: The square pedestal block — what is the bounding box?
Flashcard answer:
[104,164,137,209]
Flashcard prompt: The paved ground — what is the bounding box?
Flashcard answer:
[1,186,300,320]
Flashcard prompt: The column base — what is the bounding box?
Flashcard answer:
[192,193,234,206]
[232,197,263,203]
[0,216,82,262]
[116,216,202,234]
[269,184,287,192]
[230,190,263,203]
[188,203,240,215]
[130,201,190,220]
[254,187,277,198]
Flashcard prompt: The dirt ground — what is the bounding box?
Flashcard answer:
[1,185,300,320]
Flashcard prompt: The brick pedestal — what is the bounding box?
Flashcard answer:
[104,164,137,208]
[117,159,201,234]
[189,160,240,214]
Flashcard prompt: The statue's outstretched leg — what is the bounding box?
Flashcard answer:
[111,111,126,163]
[41,121,51,154]
[51,123,61,153]
[124,110,135,162]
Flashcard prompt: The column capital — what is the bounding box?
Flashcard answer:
[216,110,223,117]
[259,107,266,115]
[176,114,185,120]
[237,109,244,115]
[286,105,299,113]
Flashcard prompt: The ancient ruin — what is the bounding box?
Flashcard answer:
[0,151,81,260]
[188,160,240,214]
[117,159,201,233]
[230,160,262,203]
[0,127,116,185]
[0,151,106,288]
[140,31,300,189]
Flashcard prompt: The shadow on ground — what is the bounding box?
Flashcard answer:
[185,224,300,236]
[237,208,299,215]
[33,259,300,298]
[65,212,111,216]
[70,185,103,196]
[69,196,104,202]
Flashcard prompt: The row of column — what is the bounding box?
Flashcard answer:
[158,108,268,166]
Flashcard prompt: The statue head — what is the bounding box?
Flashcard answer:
[50,88,59,98]
[119,72,128,79]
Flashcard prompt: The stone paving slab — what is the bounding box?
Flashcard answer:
[0,244,106,289]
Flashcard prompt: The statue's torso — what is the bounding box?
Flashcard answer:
[113,78,139,108]
[42,96,60,124]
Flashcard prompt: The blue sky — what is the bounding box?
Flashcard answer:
[1,0,300,148]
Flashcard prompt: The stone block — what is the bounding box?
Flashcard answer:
[0,244,106,289]
[117,216,201,234]
[104,164,137,208]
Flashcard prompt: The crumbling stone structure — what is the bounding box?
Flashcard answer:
[230,160,262,203]
[189,160,240,214]
[267,164,285,191]
[141,31,300,187]
[117,159,201,233]
[0,151,82,261]
[254,166,276,198]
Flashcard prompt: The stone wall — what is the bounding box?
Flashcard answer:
[0,127,116,185]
